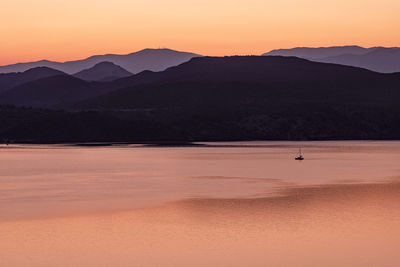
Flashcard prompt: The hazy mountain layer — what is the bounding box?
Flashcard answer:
[263,46,400,73]
[0,49,201,74]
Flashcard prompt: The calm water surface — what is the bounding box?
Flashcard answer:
[1,141,400,266]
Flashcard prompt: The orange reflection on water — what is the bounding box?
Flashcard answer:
[1,182,400,267]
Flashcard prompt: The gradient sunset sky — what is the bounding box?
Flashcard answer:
[1,0,399,65]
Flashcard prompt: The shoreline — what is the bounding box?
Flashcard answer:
[2,139,400,147]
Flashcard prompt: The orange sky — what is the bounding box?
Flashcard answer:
[1,0,399,65]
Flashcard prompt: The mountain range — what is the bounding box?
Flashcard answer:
[4,55,399,109]
[0,48,201,74]
[74,56,400,110]
[2,46,399,75]
[1,55,400,142]
[263,46,400,73]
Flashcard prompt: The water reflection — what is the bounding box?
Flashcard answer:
[1,181,400,266]
[1,141,400,220]
[1,142,400,266]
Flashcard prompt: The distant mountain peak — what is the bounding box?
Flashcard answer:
[23,66,64,74]
[137,48,186,52]
[130,48,200,57]
[91,61,121,67]
[73,61,133,82]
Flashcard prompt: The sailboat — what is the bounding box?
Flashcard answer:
[295,148,304,160]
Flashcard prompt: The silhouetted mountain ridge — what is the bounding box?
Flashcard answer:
[0,74,119,108]
[264,46,375,59]
[1,56,400,142]
[319,48,400,73]
[75,56,400,110]
[0,67,64,93]
[73,62,132,82]
[263,46,400,73]
[0,48,201,74]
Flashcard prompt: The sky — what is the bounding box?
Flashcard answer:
[1,0,399,65]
